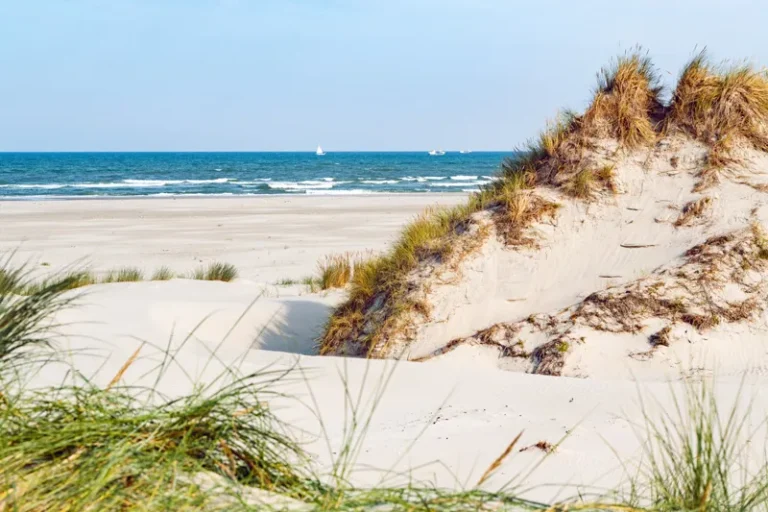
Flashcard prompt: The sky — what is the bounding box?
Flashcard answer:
[1,0,768,152]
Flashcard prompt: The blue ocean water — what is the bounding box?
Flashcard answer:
[0,152,513,199]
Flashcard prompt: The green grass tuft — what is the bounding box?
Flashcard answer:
[150,266,174,281]
[190,262,239,282]
[622,379,768,511]
[0,264,80,365]
[101,267,144,284]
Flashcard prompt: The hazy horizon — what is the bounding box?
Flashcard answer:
[2,1,768,152]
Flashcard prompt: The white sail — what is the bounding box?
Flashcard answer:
[316,145,325,156]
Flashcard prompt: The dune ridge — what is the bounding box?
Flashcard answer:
[319,50,768,379]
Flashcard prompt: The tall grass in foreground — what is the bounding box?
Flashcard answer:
[622,379,768,512]
[0,264,80,366]
[5,260,768,510]
[0,374,316,510]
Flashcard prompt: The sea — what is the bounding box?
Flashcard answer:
[0,152,514,199]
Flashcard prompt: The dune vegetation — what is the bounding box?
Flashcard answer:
[3,261,768,510]
[318,49,768,358]
[1,261,241,296]
[189,261,239,282]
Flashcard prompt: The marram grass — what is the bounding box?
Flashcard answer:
[3,261,768,510]
[190,262,239,282]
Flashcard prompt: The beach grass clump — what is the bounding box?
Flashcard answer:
[0,373,317,510]
[667,51,768,187]
[190,262,239,282]
[318,254,354,290]
[20,270,98,295]
[563,164,617,199]
[582,49,664,148]
[622,380,768,511]
[319,205,478,356]
[490,171,559,244]
[150,265,174,281]
[0,266,80,365]
[101,267,144,284]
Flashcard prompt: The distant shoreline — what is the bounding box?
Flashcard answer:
[0,191,471,203]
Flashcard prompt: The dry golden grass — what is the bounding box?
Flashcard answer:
[562,164,617,199]
[582,50,664,148]
[674,196,712,227]
[317,254,353,290]
[319,206,479,356]
[667,51,768,188]
[493,177,559,245]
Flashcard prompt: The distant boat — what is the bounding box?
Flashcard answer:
[459,150,473,154]
[316,145,326,156]
[428,149,446,156]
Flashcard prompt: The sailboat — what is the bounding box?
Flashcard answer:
[459,149,473,154]
[316,145,326,156]
[428,149,445,156]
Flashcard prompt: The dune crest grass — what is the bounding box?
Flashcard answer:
[582,49,664,148]
[666,51,768,188]
[318,50,661,356]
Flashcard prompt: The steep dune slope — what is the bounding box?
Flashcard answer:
[319,52,768,378]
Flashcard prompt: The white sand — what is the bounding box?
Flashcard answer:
[0,194,465,282]
[6,191,768,503]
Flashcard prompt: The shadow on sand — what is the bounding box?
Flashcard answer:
[252,299,333,355]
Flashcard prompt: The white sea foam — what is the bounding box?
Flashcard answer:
[305,189,378,195]
[146,192,235,197]
[361,180,399,185]
[401,176,446,182]
[430,180,491,188]
[268,181,334,190]
[231,179,271,185]
[123,178,230,186]
[0,178,235,190]
[450,175,478,180]
[0,184,67,189]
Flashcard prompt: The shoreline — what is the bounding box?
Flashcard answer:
[0,191,469,203]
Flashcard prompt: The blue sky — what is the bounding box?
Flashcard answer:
[1,0,767,151]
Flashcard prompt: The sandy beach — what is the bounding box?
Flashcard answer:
[9,22,768,505]
[0,194,466,282]
[6,190,768,504]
